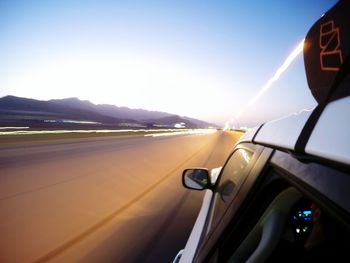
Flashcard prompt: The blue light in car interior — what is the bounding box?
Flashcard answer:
[303,210,312,218]
[293,210,312,221]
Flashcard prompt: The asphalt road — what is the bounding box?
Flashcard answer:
[0,131,242,263]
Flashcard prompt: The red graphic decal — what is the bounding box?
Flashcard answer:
[319,20,343,71]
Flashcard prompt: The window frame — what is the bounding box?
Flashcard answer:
[206,147,254,234]
[193,143,272,261]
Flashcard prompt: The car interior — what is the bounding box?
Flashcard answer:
[228,187,302,263]
[202,170,350,263]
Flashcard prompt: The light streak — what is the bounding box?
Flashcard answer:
[144,129,217,137]
[235,39,305,119]
[0,128,217,136]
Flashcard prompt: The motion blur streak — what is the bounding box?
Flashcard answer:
[0,129,198,136]
[144,129,217,137]
[234,39,305,120]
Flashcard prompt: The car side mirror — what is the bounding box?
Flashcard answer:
[182,168,211,190]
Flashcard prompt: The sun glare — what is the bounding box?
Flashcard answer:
[6,49,227,120]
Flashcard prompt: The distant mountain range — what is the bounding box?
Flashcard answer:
[0,95,216,129]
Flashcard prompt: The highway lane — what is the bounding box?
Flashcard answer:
[0,131,242,262]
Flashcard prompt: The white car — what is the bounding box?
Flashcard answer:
[174,1,350,262]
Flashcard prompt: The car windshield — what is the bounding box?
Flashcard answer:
[0,1,337,262]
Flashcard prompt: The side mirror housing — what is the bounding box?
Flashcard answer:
[182,168,211,190]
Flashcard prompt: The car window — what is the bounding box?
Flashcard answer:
[209,148,253,231]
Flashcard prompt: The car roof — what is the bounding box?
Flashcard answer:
[238,96,350,167]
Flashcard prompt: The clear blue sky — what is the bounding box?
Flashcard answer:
[0,0,337,127]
